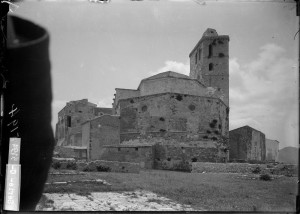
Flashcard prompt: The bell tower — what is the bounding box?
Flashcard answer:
[189,28,229,106]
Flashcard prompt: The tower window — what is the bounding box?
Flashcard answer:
[208,44,213,58]
[195,53,198,64]
[209,63,213,71]
[67,116,71,127]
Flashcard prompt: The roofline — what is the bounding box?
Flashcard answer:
[266,139,280,144]
[137,75,206,90]
[115,88,139,91]
[117,92,228,108]
[229,125,265,135]
[57,99,98,115]
[189,35,229,57]
[81,114,119,125]
[95,107,113,110]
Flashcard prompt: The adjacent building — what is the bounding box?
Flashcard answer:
[229,126,266,162]
[265,139,279,162]
[54,99,113,160]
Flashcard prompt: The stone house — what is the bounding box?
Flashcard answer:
[229,126,266,162]
[54,99,112,160]
[55,99,112,146]
[265,139,279,162]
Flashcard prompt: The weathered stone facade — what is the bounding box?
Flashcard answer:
[99,145,154,169]
[55,99,112,146]
[82,115,120,160]
[119,93,228,144]
[229,126,266,162]
[265,139,279,162]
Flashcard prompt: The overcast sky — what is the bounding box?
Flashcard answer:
[13,0,298,149]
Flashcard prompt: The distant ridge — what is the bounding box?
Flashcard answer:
[278,147,298,164]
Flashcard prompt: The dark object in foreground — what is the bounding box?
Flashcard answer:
[4,15,54,211]
[259,174,272,181]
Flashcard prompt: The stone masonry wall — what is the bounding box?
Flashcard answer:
[52,159,140,173]
[119,93,228,145]
[154,143,228,171]
[89,115,120,160]
[99,145,154,169]
[229,127,251,161]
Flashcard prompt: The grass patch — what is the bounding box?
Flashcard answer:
[45,169,297,211]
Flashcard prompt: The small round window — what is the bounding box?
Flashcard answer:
[141,105,147,112]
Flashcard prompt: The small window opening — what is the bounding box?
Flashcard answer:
[195,53,198,64]
[208,44,213,58]
[191,157,198,162]
[135,147,138,151]
[167,157,171,161]
[219,53,225,57]
[67,116,71,127]
[209,63,213,71]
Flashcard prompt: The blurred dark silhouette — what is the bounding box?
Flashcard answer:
[3,15,54,211]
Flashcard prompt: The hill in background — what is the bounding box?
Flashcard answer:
[278,147,298,164]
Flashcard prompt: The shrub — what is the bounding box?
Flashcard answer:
[83,165,97,172]
[252,166,261,174]
[259,174,272,181]
[66,162,77,170]
[52,161,61,169]
[96,165,111,172]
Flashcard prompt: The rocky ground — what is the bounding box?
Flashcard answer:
[36,189,197,211]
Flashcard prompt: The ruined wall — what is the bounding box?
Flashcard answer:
[119,93,228,144]
[89,115,120,160]
[229,126,266,162]
[153,144,227,171]
[266,139,279,162]
[99,145,154,169]
[54,146,87,160]
[189,31,229,106]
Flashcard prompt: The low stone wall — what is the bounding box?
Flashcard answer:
[54,146,76,158]
[51,158,140,173]
[191,162,298,176]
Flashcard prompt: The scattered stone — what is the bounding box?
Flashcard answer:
[36,190,198,211]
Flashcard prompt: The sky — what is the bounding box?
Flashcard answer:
[12,0,298,149]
